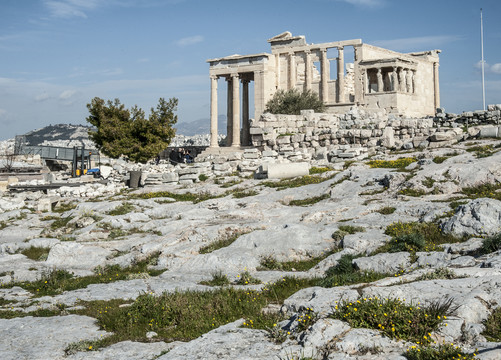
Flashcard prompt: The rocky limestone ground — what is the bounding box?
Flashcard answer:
[1,139,501,359]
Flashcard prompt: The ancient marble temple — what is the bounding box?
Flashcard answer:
[207,31,440,148]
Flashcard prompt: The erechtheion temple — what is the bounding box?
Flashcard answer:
[207,31,440,148]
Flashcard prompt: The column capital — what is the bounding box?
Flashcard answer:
[337,46,344,51]
[304,49,311,55]
[231,73,239,79]
[288,51,295,56]
[320,48,327,54]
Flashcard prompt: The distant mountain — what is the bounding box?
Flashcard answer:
[24,124,93,146]
[175,115,227,136]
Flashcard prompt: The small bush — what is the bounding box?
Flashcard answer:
[198,174,209,182]
[199,230,250,254]
[366,157,417,169]
[376,206,396,215]
[200,271,230,286]
[232,189,258,198]
[235,271,261,285]
[415,268,459,281]
[309,167,331,175]
[480,233,501,254]
[288,193,329,206]
[387,233,426,253]
[398,188,428,197]
[262,174,334,190]
[483,307,501,342]
[338,225,365,234]
[405,344,476,360]
[50,216,74,229]
[21,246,50,261]
[106,202,135,216]
[461,182,501,201]
[265,88,325,115]
[330,296,455,343]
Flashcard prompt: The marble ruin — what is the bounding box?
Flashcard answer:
[207,31,440,148]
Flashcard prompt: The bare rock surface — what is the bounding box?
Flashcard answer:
[1,140,501,359]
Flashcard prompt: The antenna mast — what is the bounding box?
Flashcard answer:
[481,8,486,110]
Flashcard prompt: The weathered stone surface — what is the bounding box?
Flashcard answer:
[0,315,108,360]
[441,198,501,237]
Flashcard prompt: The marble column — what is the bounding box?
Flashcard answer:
[433,62,440,109]
[304,50,312,91]
[288,52,296,89]
[377,68,384,93]
[209,75,219,148]
[226,77,233,146]
[320,49,329,103]
[231,73,240,147]
[242,79,250,146]
[336,46,345,103]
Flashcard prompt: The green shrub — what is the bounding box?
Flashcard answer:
[200,271,230,286]
[232,189,258,198]
[262,174,334,190]
[405,344,476,360]
[21,246,51,261]
[480,233,501,254]
[309,167,331,175]
[461,182,501,201]
[199,230,250,254]
[338,225,365,234]
[235,271,261,285]
[366,157,417,169]
[483,307,501,342]
[288,193,329,206]
[330,296,455,343]
[265,88,325,115]
[106,202,135,216]
[387,233,426,253]
[376,206,396,215]
[198,174,209,182]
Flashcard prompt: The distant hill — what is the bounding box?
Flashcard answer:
[22,124,96,149]
[175,115,227,136]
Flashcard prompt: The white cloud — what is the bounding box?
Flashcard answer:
[59,89,78,100]
[43,0,100,19]
[0,109,7,118]
[491,63,501,74]
[137,58,150,63]
[35,93,51,102]
[373,35,461,52]
[176,35,204,47]
[338,0,384,7]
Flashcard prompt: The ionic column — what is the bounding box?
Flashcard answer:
[336,46,345,103]
[320,49,329,102]
[392,66,398,91]
[226,77,233,145]
[209,75,219,147]
[288,51,296,89]
[433,62,440,109]
[231,73,240,147]
[304,50,312,91]
[242,79,250,146]
[377,68,384,93]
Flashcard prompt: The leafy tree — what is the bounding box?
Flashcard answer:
[265,88,325,115]
[86,97,177,163]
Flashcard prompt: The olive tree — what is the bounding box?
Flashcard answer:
[265,88,325,115]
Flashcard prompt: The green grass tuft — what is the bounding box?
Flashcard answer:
[20,246,50,261]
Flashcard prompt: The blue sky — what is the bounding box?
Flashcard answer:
[1,0,500,140]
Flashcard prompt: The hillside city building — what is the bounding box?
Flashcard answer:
[207,31,440,148]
